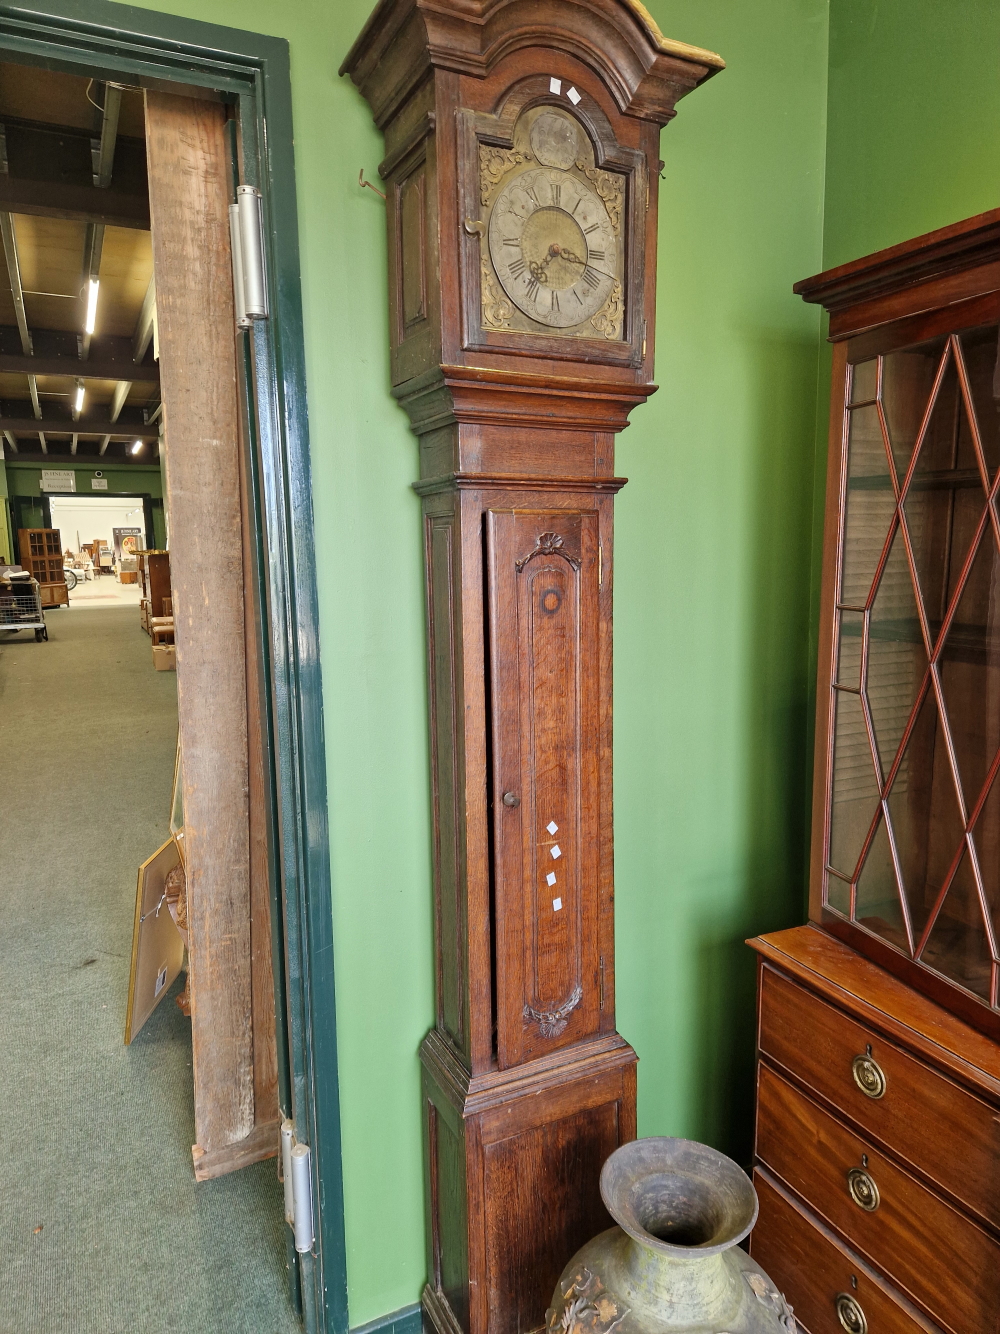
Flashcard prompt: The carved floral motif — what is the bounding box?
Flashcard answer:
[576,163,624,234]
[546,1266,630,1334]
[524,983,583,1038]
[481,257,512,330]
[591,281,624,341]
[480,144,533,206]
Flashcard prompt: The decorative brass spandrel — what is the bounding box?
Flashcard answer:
[480,143,533,206]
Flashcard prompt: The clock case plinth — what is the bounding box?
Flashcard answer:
[341,6,722,1333]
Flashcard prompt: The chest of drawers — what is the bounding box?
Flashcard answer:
[748,926,1000,1334]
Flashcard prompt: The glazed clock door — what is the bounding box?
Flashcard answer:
[487,508,602,1067]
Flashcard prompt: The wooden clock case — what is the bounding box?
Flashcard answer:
[341,6,723,1333]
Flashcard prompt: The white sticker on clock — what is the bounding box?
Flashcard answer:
[566,86,581,105]
[546,871,557,886]
[546,821,558,834]
[552,897,563,912]
[549,77,562,94]
[550,844,562,860]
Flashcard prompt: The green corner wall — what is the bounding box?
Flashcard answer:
[108,0,830,1322]
[824,0,1000,267]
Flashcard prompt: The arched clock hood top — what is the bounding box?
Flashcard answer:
[340,0,725,129]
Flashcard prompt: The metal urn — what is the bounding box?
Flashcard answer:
[546,1138,795,1334]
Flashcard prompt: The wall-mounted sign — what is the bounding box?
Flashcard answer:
[91,478,109,490]
[41,469,76,493]
[113,527,143,560]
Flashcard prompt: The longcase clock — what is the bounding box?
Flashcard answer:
[340,5,723,1332]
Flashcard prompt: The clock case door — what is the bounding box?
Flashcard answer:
[458,76,648,368]
[487,508,605,1067]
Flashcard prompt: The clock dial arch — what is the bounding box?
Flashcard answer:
[487,166,618,329]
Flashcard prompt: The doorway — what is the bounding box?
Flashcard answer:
[48,494,148,554]
[0,7,346,1332]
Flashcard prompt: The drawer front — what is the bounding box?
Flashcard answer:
[756,1062,1000,1333]
[758,964,1000,1231]
[751,1170,937,1334]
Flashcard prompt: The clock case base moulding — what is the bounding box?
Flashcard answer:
[340,5,723,1334]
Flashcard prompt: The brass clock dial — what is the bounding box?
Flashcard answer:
[487,166,618,329]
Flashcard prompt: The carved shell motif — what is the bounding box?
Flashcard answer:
[547,1267,629,1334]
[515,532,581,573]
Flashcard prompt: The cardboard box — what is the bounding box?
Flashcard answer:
[152,644,176,672]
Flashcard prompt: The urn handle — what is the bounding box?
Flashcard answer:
[835,1292,868,1333]
[851,1045,886,1099]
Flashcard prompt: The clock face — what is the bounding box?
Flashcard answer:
[487,167,618,329]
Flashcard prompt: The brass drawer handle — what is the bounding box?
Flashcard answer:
[835,1292,868,1333]
[852,1046,886,1099]
[847,1166,880,1211]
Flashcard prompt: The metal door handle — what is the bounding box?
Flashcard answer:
[852,1048,886,1099]
[847,1166,880,1211]
[835,1292,867,1333]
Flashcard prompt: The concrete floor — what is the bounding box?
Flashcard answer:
[0,603,301,1334]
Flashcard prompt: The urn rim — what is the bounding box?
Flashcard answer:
[600,1136,759,1258]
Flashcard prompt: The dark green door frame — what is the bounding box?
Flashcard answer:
[0,4,348,1331]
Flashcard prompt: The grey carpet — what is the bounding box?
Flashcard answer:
[0,606,301,1334]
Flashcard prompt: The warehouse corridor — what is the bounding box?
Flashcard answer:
[0,606,298,1334]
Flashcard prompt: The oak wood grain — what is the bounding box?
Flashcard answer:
[146,91,253,1156]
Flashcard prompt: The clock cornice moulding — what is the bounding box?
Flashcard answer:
[340,0,724,128]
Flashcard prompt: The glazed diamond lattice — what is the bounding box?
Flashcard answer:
[828,330,1000,1009]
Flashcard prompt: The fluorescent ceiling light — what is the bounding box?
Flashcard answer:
[131,440,142,455]
[74,384,86,413]
[84,279,100,335]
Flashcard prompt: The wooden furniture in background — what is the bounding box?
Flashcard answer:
[341,4,723,1331]
[146,89,279,1179]
[137,549,171,617]
[748,927,1000,1334]
[17,528,68,606]
[748,214,1000,1329]
[795,209,1000,1036]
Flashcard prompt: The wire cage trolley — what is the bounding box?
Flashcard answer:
[0,575,48,641]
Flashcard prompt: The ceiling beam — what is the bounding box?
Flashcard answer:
[0,177,149,229]
[3,429,17,452]
[110,379,131,420]
[2,130,46,448]
[0,325,158,368]
[0,210,30,355]
[95,87,122,190]
[134,275,156,362]
[0,351,158,383]
[0,414,160,439]
[5,448,155,463]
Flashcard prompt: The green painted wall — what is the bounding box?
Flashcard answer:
[5,461,166,550]
[99,0,825,1322]
[824,0,1000,268]
[0,454,11,563]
